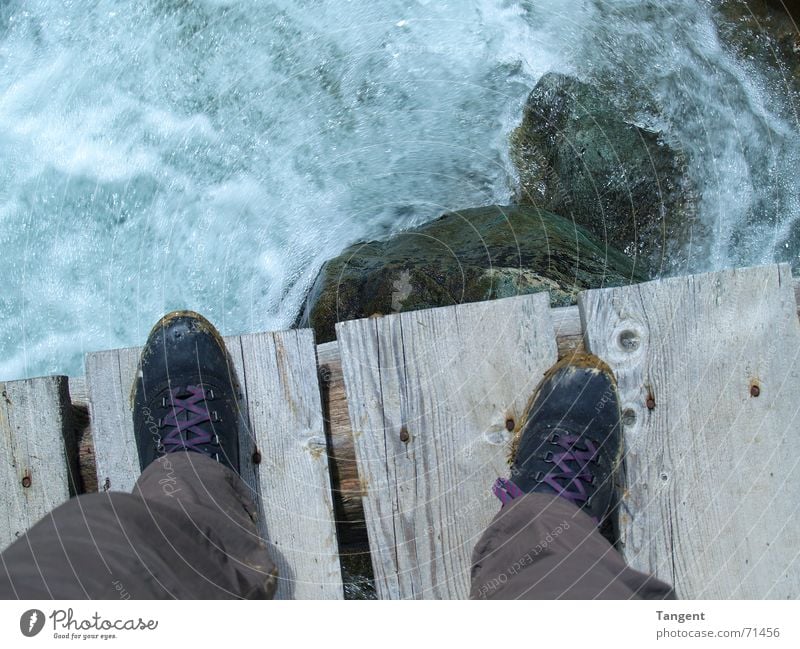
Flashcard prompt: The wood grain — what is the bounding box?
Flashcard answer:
[67,303,628,528]
[317,341,367,549]
[337,293,558,599]
[0,376,75,551]
[84,329,342,599]
[580,264,800,598]
[234,330,342,599]
[84,348,141,493]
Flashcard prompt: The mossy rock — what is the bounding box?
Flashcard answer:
[298,204,645,343]
[510,72,699,277]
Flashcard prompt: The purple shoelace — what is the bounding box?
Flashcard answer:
[160,385,216,453]
[493,477,523,505]
[493,434,599,510]
[541,433,599,507]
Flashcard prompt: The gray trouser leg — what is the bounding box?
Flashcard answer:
[470,492,675,599]
[0,452,277,599]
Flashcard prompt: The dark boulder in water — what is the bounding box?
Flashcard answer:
[510,72,699,277]
[298,204,644,343]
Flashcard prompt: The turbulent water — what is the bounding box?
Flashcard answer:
[0,0,798,379]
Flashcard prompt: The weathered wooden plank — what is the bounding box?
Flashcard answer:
[69,277,800,582]
[70,306,587,562]
[579,264,800,599]
[67,377,88,407]
[337,293,558,599]
[235,330,342,599]
[63,279,800,499]
[84,348,141,493]
[0,376,74,551]
[84,329,343,599]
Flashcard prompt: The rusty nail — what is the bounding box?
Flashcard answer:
[646,395,656,410]
[505,418,515,432]
[21,474,31,488]
[750,384,760,398]
[252,450,262,465]
[399,427,410,443]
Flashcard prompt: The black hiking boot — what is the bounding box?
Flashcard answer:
[132,310,242,474]
[508,353,623,525]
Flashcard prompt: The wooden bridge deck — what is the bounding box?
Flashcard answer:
[2,263,799,599]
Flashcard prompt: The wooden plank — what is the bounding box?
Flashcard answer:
[337,293,558,599]
[66,303,589,550]
[84,348,141,493]
[63,276,800,499]
[235,330,342,599]
[579,264,800,598]
[67,377,88,407]
[0,376,74,551]
[84,329,342,599]
[68,275,800,591]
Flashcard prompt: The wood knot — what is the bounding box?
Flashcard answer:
[318,364,332,384]
[21,473,32,489]
[505,418,515,432]
[617,329,641,352]
[304,435,327,458]
[399,426,410,443]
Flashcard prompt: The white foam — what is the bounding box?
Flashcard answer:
[0,0,798,379]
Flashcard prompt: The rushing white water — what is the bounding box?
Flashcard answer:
[0,0,797,379]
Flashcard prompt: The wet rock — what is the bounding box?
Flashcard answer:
[510,72,698,277]
[298,204,644,343]
[712,0,800,110]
